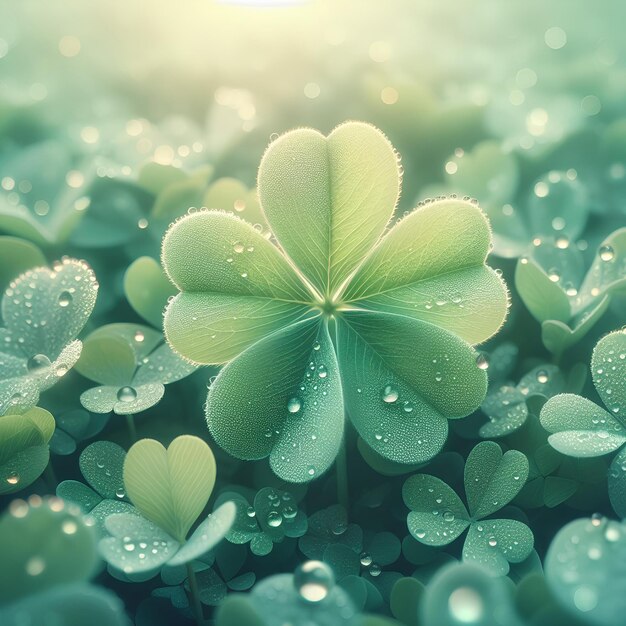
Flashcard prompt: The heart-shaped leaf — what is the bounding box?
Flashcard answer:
[124,435,217,541]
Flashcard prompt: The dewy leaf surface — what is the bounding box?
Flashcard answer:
[336,311,487,464]
[402,474,470,546]
[258,121,400,297]
[592,329,626,416]
[540,394,626,457]
[123,435,217,541]
[463,441,528,518]
[162,211,314,364]
[344,199,507,344]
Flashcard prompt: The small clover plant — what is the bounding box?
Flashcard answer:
[516,228,626,355]
[76,323,197,416]
[216,486,307,556]
[57,441,135,534]
[403,441,533,576]
[161,121,508,481]
[0,258,98,408]
[540,329,626,516]
[0,406,54,493]
[99,435,235,575]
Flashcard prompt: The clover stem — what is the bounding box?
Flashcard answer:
[124,414,137,443]
[43,460,58,490]
[336,436,349,520]
[186,562,205,626]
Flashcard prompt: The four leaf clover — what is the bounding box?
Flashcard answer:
[403,441,533,576]
[161,121,508,482]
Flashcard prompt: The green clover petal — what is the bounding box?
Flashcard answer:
[80,383,165,415]
[124,256,176,328]
[208,318,344,482]
[402,474,470,546]
[79,441,126,500]
[344,199,507,344]
[592,329,626,415]
[123,435,217,542]
[0,497,98,604]
[462,519,534,577]
[608,447,626,518]
[0,236,46,294]
[464,441,528,518]
[258,121,400,297]
[545,516,626,625]
[541,394,626,457]
[100,513,178,574]
[337,311,487,464]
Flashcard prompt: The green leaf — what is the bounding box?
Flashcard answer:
[515,257,570,324]
[253,487,307,540]
[480,386,528,438]
[540,394,626,457]
[258,121,400,297]
[344,199,507,345]
[80,383,165,415]
[0,236,46,293]
[124,256,176,328]
[464,441,528,518]
[337,311,487,464]
[546,517,626,625]
[132,341,197,385]
[151,166,213,220]
[100,512,179,574]
[123,435,217,541]
[608,447,626,518]
[75,334,137,386]
[79,441,127,500]
[1,259,98,382]
[168,501,236,566]
[592,329,626,415]
[462,519,534,576]
[390,577,424,626]
[162,211,314,364]
[204,177,267,231]
[0,497,98,604]
[0,583,129,626]
[0,407,54,494]
[403,474,470,546]
[207,318,343,481]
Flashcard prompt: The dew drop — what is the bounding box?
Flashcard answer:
[443,511,455,522]
[476,354,489,370]
[233,241,245,253]
[599,245,615,262]
[536,370,549,384]
[134,330,145,343]
[369,563,381,577]
[27,354,51,372]
[382,384,399,403]
[267,511,282,527]
[360,552,372,566]
[58,290,72,307]
[294,561,334,603]
[117,386,137,402]
[6,471,20,485]
[287,397,302,413]
[62,520,78,535]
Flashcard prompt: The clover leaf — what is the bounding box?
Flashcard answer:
[216,486,307,557]
[541,329,626,516]
[403,441,532,576]
[99,436,235,575]
[0,406,54,494]
[480,362,583,438]
[516,229,626,355]
[161,122,508,481]
[0,236,45,294]
[0,258,98,408]
[0,141,95,246]
[57,441,136,534]
[0,495,98,605]
[76,323,197,415]
[545,515,626,626]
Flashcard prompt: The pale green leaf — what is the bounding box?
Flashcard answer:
[204,177,267,230]
[124,256,176,328]
[336,311,487,464]
[0,236,46,293]
[165,292,313,365]
[258,121,400,297]
[463,519,534,576]
[540,394,626,457]
[515,257,570,324]
[344,199,506,344]
[80,383,165,415]
[75,334,137,386]
[124,435,217,541]
[100,513,178,574]
[80,441,126,500]
[403,474,470,546]
[168,501,237,566]
[464,441,528,518]
[592,329,626,415]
